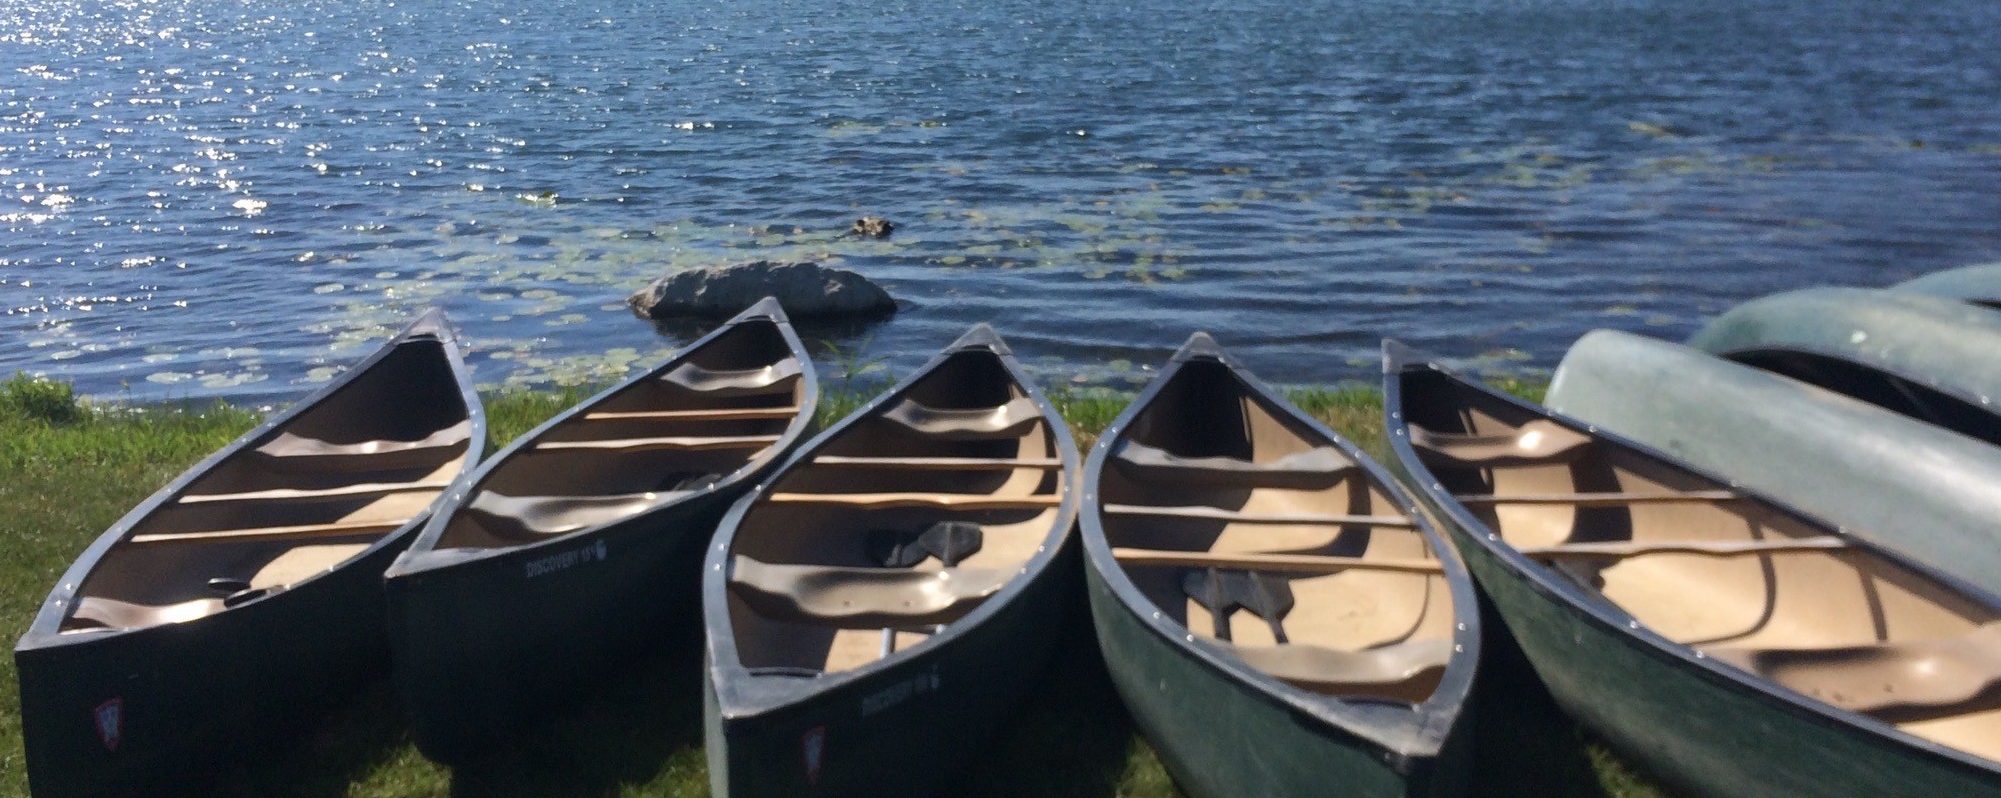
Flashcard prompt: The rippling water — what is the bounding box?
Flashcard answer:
[4,0,2000,399]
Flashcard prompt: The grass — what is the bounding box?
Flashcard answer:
[0,374,1664,798]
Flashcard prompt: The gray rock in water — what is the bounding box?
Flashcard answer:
[851,216,895,238]
[627,260,896,320]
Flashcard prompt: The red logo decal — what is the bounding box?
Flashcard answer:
[801,725,826,786]
[94,698,122,752]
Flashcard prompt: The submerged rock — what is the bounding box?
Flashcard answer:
[627,260,896,320]
[851,216,895,238]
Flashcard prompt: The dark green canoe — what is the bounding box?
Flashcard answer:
[702,323,1079,797]
[15,310,485,797]
[1082,333,1478,798]
[1897,261,2001,308]
[384,297,816,764]
[1689,287,2001,446]
[1386,341,2001,798]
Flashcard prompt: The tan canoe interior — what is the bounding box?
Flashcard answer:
[725,349,1066,675]
[433,319,803,549]
[61,341,473,634]
[1400,369,2001,761]
[1099,360,1456,705]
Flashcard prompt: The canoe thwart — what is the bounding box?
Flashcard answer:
[811,455,1064,471]
[130,518,409,544]
[765,492,1062,510]
[1455,489,1740,507]
[878,396,1044,440]
[1704,622,2001,715]
[728,556,1009,627]
[581,406,801,422]
[1408,419,1591,467]
[1520,536,1851,561]
[1111,440,1356,486]
[1111,547,1443,575]
[1102,504,1416,528]
[535,434,780,452]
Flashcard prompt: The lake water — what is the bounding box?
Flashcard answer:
[5,0,2001,400]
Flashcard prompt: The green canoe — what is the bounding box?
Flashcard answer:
[1545,330,2001,598]
[15,310,485,797]
[1082,333,1478,798]
[1689,287,2001,445]
[1896,261,2001,307]
[384,297,817,764]
[1385,341,2001,797]
[702,323,1080,797]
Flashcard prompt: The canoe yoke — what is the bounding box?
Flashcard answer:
[1408,420,1591,468]
[1704,622,2001,716]
[1110,441,1358,488]
[877,396,1044,440]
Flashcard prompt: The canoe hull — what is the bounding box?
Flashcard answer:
[1426,501,2001,798]
[1083,559,1468,798]
[15,538,404,798]
[706,541,1077,798]
[386,491,734,764]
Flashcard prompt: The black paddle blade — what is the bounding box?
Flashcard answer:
[866,521,986,568]
[1181,568,1296,643]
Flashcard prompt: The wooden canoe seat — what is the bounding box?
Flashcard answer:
[1408,420,1591,467]
[1216,638,1454,695]
[878,396,1043,440]
[1102,504,1416,529]
[1111,441,1354,487]
[811,455,1064,471]
[535,434,780,452]
[1456,489,1739,507]
[1112,547,1443,575]
[177,480,453,505]
[252,421,472,467]
[67,596,226,629]
[728,556,1010,627]
[661,359,802,395]
[1704,623,2001,715]
[130,518,407,544]
[765,492,1062,511]
[582,406,801,422]
[464,490,687,537]
[1520,536,1850,561]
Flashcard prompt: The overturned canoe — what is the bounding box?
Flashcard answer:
[1896,261,2001,308]
[1545,330,2001,598]
[385,297,816,764]
[15,310,484,797]
[1083,334,1478,798]
[703,324,1079,797]
[1388,341,2001,797]
[1689,287,2001,445]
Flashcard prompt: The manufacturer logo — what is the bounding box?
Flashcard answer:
[801,725,826,786]
[94,698,122,752]
[524,539,610,578]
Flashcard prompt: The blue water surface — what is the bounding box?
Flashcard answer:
[3,0,1999,399]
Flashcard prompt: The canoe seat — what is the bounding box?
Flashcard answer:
[1112,547,1444,575]
[252,421,473,468]
[766,492,1062,511]
[1456,489,1739,507]
[1408,420,1590,467]
[1216,638,1454,696]
[1520,536,1850,562]
[1704,623,2001,715]
[661,359,802,395]
[1112,441,1354,487]
[463,490,694,537]
[728,556,1010,627]
[811,455,1063,471]
[130,518,408,544]
[1102,504,1416,528]
[535,434,780,452]
[878,396,1043,439]
[582,406,801,422]
[67,596,226,630]
[178,479,454,505]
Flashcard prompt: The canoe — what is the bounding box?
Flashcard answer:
[1385,340,2001,797]
[1896,261,2001,308]
[14,309,485,797]
[385,297,817,763]
[1545,330,2001,598]
[1081,333,1478,798]
[1688,287,2001,445]
[702,323,1079,797]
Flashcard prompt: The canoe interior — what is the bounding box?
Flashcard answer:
[1399,367,2001,762]
[1724,348,2001,446]
[435,317,805,549]
[724,348,1066,675]
[1099,359,1455,704]
[61,340,472,634]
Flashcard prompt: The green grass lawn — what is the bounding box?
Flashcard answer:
[0,375,1668,797]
